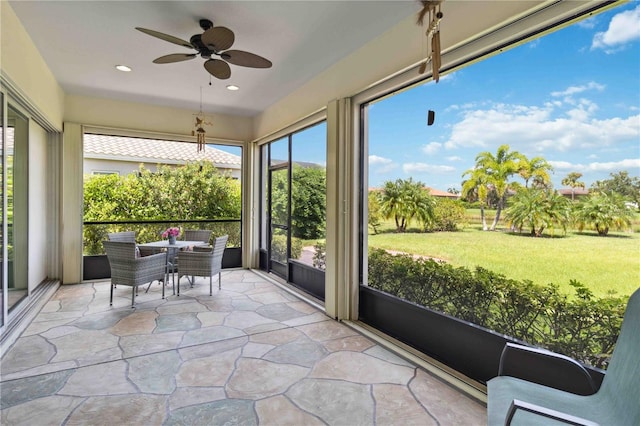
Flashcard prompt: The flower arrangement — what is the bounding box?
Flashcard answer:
[162,227,181,239]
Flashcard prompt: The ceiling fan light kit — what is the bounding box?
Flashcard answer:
[136,18,272,80]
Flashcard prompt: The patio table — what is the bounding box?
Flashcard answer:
[138,240,206,296]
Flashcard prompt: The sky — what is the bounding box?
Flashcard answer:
[368,2,640,191]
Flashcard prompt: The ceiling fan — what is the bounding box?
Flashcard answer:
[136,19,272,80]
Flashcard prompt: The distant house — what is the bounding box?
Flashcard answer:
[425,187,460,199]
[83,134,242,179]
[557,188,590,199]
[368,186,460,199]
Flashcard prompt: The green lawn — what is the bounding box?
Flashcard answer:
[368,221,640,298]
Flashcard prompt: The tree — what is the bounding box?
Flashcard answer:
[379,178,435,232]
[291,165,326,239]
[519,156,553,189]
[561,172,585,201]
[574,192,634,236]
[591,171,640,208]
[505,188,571,237]
[471,144,524,231]
[368,190,383,234]
[271,164,326,239]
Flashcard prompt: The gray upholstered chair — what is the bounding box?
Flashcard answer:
[176,235,228,296]
[487,288,640,425]
[103,241,167,307]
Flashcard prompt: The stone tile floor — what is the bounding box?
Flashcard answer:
[1,270,486,425]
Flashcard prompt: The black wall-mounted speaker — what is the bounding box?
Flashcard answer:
[428,110,435,126]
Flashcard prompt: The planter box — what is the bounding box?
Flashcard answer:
[83,255,111,281]
[289,259,325,301]
[359,285,604,388]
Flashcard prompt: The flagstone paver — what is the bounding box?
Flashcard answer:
[0,270,486,425]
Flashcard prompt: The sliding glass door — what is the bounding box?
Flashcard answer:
[6,105,29,312]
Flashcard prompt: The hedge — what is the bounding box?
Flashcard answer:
[367,248,628,369]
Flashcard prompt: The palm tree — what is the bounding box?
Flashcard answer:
[561,172,585,200]
[473,144,524,231]
[506,188,571,237]
[379,178,435,232]
[574,192,634,236]
[519,156,553,188]
[462,167,490,230]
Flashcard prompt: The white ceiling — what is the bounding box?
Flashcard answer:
[8,1,419,117]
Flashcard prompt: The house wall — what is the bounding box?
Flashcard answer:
[83,158,240,179]
[28,120,49,290]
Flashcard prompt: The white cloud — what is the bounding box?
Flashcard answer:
[369,155,391,165]
[587,158,640,171]
[548,161,577,170]
[402,163,456,174]
[527,38,541,49]
[592,5,640,52]
[551,82,605,98]
[422,142,442,155]
[577,16,597,29]
[439,73,455,83]
[447,156,463,162]
[549,158,640,172]
[443,96,639,153]
[369,155,397,173]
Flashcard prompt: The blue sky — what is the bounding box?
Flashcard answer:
[368,3,640,191]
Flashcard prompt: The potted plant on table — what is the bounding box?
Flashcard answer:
[162,227,181,245]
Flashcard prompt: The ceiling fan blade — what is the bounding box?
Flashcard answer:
[136,27,193,49]
[201,27,235,51]
[153,53,197,64]
[204,59,231,80]
[221,50,272,68]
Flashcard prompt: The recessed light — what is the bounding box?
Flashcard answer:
[115,65,132,72]
[226,85,239,91]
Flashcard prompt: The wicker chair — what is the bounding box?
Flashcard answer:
[164,229,211,273]
[176,235,228,296]
[107,231,155,257]
[103,241,167,307]
[183,229,212,245]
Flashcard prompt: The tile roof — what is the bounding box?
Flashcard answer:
[83,133,241,168]
[557,188,590,196]
[426,187,460,198]
[368,186,460,198]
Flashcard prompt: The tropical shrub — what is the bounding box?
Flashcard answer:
[379,178,435,232]
[505,188,571,237]
[83,162,242,254]
[574,192,634,236]
[426,198,466,232]
[270,234,303,263]
[367,248,627,368]
[313,241,326,270]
